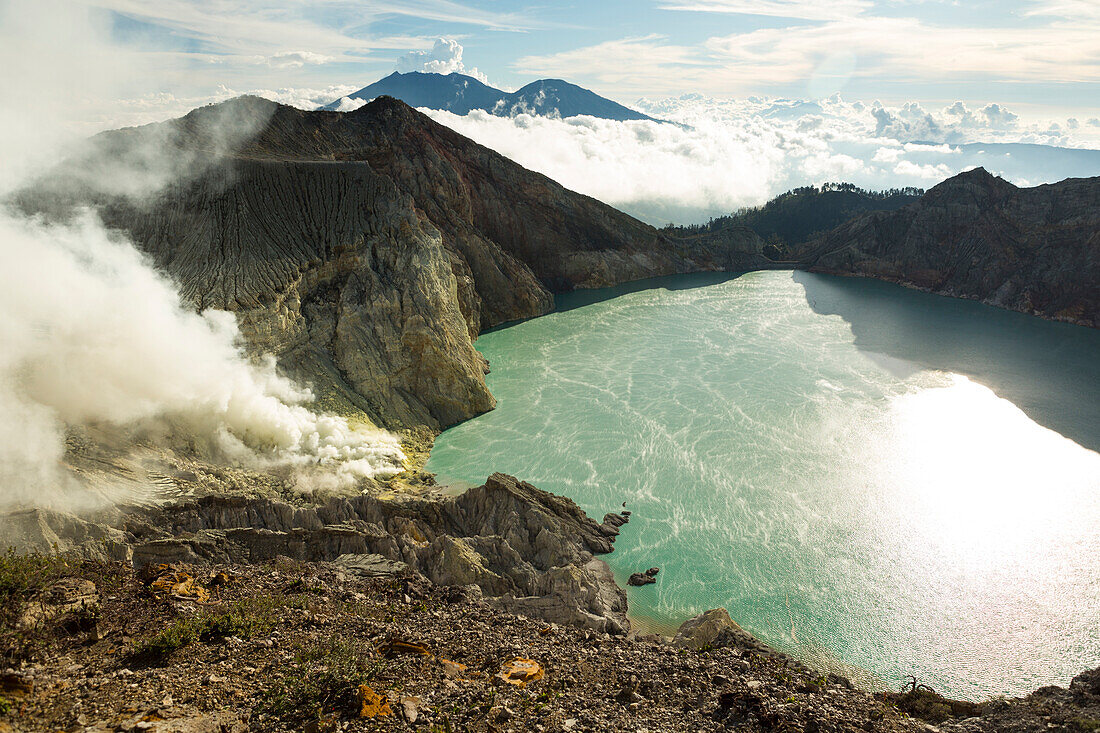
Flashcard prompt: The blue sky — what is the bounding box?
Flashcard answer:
[87,0,1099,117]
[3,0,1096,222]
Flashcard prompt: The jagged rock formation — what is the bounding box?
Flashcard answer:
[4,474,630,634]
[798,168,1100,327]
[23,95,764,430]
[672,608,775,656]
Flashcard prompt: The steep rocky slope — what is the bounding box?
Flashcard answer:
[0,557,926,733]
[23,95,763,431]
[798,169,1100,326]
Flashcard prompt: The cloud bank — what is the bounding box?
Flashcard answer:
[423,94,1100,225]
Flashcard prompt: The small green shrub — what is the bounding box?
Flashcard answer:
[135,596,277,660]
[0,548,69,630]
[262,639,382,724]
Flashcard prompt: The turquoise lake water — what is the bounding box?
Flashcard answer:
[425,271,1100,699]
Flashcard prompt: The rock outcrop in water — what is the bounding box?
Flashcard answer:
[798,168,1100,327]
[21,95,765,431]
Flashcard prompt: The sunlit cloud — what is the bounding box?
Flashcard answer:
[518,14,1100,101]
[397,37,489,84]
[420,94,1100,225]
[656,0,871,21]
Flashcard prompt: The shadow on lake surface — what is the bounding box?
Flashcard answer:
[794,271,1100,453]
[480,271,751,335]
[554,271,749,312]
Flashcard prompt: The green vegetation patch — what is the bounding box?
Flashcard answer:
[662,182,924,255]
[0,548,71,631]
[262,638,383,725]
[134,596,277,660]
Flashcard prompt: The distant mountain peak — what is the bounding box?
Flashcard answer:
[322,70,657,123]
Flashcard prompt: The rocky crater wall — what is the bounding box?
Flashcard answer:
[799,168,1100,327]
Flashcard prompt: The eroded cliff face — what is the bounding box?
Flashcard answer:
[24,95,764,432]
[799,168,1100,327]
[98,158,494,431]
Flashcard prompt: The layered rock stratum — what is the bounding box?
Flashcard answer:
[3,473,629,635]
[798,168,1100,327]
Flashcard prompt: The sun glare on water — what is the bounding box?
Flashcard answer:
[883,374,1099,560]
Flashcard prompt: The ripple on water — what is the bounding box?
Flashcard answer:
[427,271,1100,699]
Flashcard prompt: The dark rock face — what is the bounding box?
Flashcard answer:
[108,158,494,429]
[799,168,1100,327]
[23,95,764,430]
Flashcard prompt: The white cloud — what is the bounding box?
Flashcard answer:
[424,107,784,224]
[420,93,1100,226]
[873,101,1027,144]
[396,37,489,84]
[656,0,871,20]
[260,50,333,69]
[872,146,903,163]
[893,159,953,179]
[516,15,1100,100]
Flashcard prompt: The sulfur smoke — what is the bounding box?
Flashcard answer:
[0,1,405,511]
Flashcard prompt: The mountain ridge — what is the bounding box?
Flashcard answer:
[798,167,1100,327]
[323,70,657,122]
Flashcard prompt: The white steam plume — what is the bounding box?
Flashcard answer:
[0,211,405,505]
[0,0,405,511]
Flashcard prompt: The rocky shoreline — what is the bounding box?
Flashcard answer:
[798,169,1100,329]
[4,474,630,636]
[5,473,1100,731]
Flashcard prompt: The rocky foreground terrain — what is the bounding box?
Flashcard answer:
[5,473,1100,732]
[5,518,1100,732]
[798,168,1100,327]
